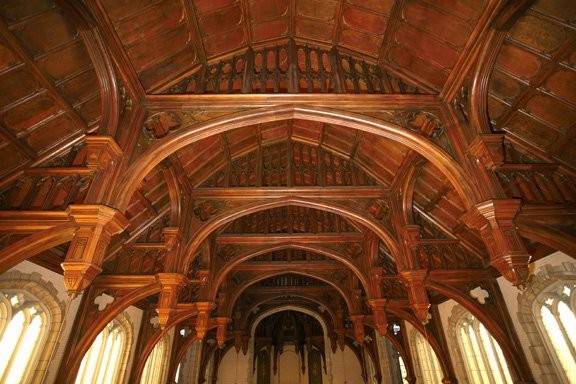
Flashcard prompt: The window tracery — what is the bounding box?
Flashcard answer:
[75,315,133,384]
[140,334,170,384]
[517,261,576,384]
[0,271,64,384]
[410,330,443,383]
[449,306,513,384]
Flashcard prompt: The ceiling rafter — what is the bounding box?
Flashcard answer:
[0,18,88,132]
[84,0,146,98]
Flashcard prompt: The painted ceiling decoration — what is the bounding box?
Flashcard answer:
[0,0,574,383]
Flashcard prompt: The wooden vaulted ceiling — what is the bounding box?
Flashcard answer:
[0,0,574,192]
[487,0,576,169]
[0,0,102,181]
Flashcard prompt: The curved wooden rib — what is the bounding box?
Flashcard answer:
[426,280,534,383]
[56,0,120,137]
[517,222,576,259]
[181,197,398,274]
[61,282,161,383]
[112,106,478,211]
[0,223,77,274]
[211,243,371,299]
[226,270,355,316]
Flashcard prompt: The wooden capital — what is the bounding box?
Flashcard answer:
[215,317,231,348]
[466,199,532,286]
[469,134,504,170]
[84,136,123,170]
[350,314,365,344]
[195,302,216,340]
[368,299,388,336]
[400,269,430,324]
[62,205,128,295]
[156,273,188,328]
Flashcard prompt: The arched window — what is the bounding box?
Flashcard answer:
[397,353,409,384]
[0,271,64,384]
[410,330,443,383]
[141,335,170,384]
[450,307,513,384]
[534,281,576,383]
[75,315,132,384]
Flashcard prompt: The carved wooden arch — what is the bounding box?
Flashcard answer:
[161,165,183,226]
[517,222,576,259]
[387,307,454,382]
[59,282,161,384]
[132,306,201,384]
[111,105,479,211]
[0,223,77,274]
[225,270,355,317]
[238,293,339,331]
[425,280,532,383]
[211,243,371,299]
[183,197,397,274]
[55,0,120,138]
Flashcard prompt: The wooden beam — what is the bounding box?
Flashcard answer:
[233,262,343,271]
[145,93,441,111]
[216,232,364,245]
[190,186,388,200]
[0,211,71,232]
[93,274,157,289]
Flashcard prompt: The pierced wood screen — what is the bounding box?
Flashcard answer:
[166,40,424,95]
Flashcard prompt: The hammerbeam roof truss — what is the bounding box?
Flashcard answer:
[1,1,576,383]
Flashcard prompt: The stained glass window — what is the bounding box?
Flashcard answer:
[411,331,443,383]
[141,335,169,384]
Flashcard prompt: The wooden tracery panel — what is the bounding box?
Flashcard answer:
[165,41,425,94]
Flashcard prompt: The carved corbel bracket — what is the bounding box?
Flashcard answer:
[62,204,128,296]
[234,329,244,353]
[215,317,231,348]
[369,268,384,298]
[162,227,182,272]
[368,299,388,336]
[335,328,346,351]
[195,302,216,340]
[350,314,366,344]
[400,225,421,270]
[469,134,505,170]
[400,269,430,324]
[463,199,531,287]
[156,273,189,328]
[84,136,123,170]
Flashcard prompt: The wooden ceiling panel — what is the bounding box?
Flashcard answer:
[488,2,576,169]
[0,0,103,177]
[24,115,79,153]
[100,0,198,89]
[544,69,576,105]
[0,67,39,107]
[260,121,289,144]
[322,124,356,156]
[292,119,323,143]
[384,0,485,90]
[0,143,27,176]
[2,94,61,137]
[10,10,76,55]
[495,43,542,81]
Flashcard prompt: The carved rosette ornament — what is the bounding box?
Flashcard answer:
[62,205,128,296]
[368,299,388,336]
[156,273,189,328]
[195,302,216,340]
[463,199,531,287]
